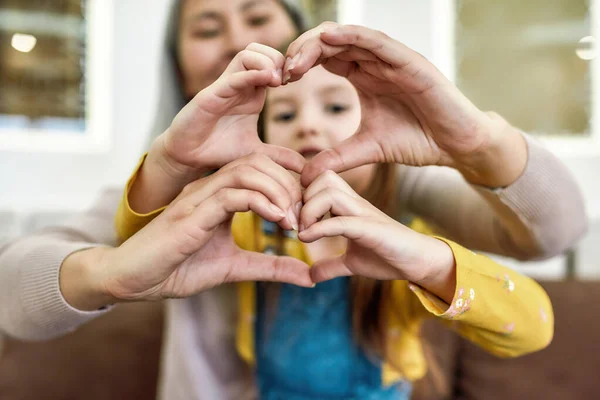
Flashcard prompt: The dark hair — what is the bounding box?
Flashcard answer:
[167,0,308,96]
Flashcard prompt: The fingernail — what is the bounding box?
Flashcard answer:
[283,70,291,84]
[287,207,299,231]
[289,52,301,70]
[311,283,316,288]
[270,204,286,218]
[272,69,282,81]
[295,201,302,218]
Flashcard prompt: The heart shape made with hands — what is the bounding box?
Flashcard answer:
[281,22,498,189]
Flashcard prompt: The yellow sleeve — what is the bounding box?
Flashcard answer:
[404,237,554,358]
[114,153,167,242]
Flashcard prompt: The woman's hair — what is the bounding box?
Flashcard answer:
[146,0,309,147]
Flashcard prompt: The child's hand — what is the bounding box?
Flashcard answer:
[159,42,305,177]
[285,23,527,189]
[101,154,310,302]
[298,171,456,303]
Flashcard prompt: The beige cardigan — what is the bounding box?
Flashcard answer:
[0,135,587,399]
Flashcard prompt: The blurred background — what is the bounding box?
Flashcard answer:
[1,0,599,278]
[0,1,599,398]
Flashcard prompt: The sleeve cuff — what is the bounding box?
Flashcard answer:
[409,237,483,320]
[18,241,113,340]
[470,133,573,224]
[115,153,167,241]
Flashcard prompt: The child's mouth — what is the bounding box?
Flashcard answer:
[299,148,323,159]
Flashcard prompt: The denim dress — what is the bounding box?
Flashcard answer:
[254,277,412,400]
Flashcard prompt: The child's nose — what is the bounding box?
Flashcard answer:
[295,110,320,138]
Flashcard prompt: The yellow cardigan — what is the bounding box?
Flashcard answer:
[115,157,554,385]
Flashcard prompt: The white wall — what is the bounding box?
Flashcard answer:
[0,0,172,213]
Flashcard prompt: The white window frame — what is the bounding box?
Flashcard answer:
[0,0,113,154]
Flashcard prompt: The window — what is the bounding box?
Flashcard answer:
[454,0,592,138]
[0,0,112,153]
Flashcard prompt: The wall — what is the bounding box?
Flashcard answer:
[0,0,171,213]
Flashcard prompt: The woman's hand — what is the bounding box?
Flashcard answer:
[129,43,305,214]
[62,154,310,310]
[298,170,457,304]
[283,23,527,189]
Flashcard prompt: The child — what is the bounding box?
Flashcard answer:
[115,46,553,399]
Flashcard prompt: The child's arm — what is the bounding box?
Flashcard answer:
[401,240,553,358]
[299,171,553,357]
[116,44,305,241]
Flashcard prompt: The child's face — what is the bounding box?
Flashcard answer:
[264,66,375,192]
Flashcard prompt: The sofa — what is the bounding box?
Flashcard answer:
[1,281,599,399]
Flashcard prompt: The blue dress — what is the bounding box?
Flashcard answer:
[255,277,412,400]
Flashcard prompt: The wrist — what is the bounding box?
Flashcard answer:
[413,237,456,304]
[59,247,120,311]
[129,134,205,214]
[150,133,205,184]
[456,112,528,188]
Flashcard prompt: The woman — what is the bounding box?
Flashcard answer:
[0,1,587,399]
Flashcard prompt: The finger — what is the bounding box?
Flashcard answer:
[300,187,368,231]
[226,49,281,87]
[221,152,303,227]
[284,23,349,83]
[245,42,285,72]
[298,216,366,243]
[310,256,352,283]
[227,48,277,73]
[302,170,357,204]
[286,39,348,83]
[229,250,313,287]
[194,188,287,232]
[327,46,380,64]
[255,143,306,174]
[301,135,383,187]
[319,25,415,68]
[227,70,274,93]
[320,57,355,79]
[178,165,295,229]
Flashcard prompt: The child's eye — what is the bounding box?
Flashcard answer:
[192,29,221,39]
[325,103,349,114]
[248,15,271,27]
[273,111,295,122]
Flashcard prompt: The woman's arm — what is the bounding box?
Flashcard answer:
[398,131,588,260]
[0,188,121,340]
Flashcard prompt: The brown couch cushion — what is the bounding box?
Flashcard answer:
[415,280,600,400]
[0,301,163,400]
[411,319,461,400]
[454,280,600,400]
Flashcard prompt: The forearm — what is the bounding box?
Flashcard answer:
[455,112,528,188]
[0,189,120,340]
[128,134,204,214]
[399,134,587,260]
[0,237,111,340]
[59,247,118,311]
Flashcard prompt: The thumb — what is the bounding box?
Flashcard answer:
[310,256,353,283]
[230,250,313,287]
[301,133,382,187]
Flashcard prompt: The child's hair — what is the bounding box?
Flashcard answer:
[258,88,404,369]
[257,43,447,390]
